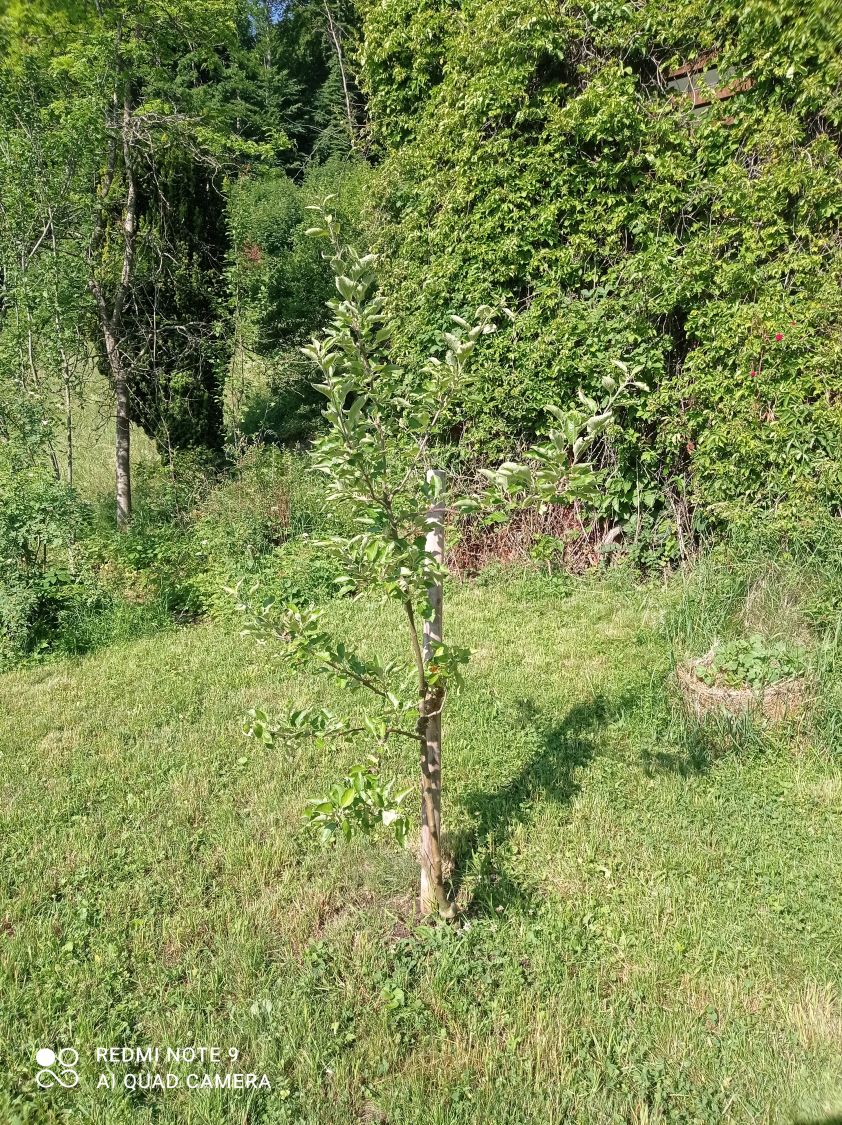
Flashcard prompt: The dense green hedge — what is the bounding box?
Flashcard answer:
[358,0,842,547]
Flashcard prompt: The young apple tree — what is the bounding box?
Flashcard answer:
[238,202,642,918]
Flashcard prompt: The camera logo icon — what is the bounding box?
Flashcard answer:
[35,1047,79,1089]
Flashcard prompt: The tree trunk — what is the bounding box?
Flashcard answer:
[50,212,75,487]
[419,470,454,918]
[88,87,137,527]
[61,352,74,489]
[113,93,136,528]
[97,315,132,526]
[114,372,132,528]
[322,2,357,150]
[23,304,61,481]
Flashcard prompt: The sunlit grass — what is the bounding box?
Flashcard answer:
[69,376,159,507]
[1,569,840,1123]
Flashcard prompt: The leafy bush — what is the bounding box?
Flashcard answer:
[693,635,806,689]
[87,521,206,621]
[189,447,341,619]
[0,452,85,663]
[56,587,171,656]
[77,446,341,631]
[0,439,348,669]
[359,0,842,547]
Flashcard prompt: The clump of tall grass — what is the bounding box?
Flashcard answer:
[663,520,842,756]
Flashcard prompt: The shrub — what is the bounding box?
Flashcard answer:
[0,451,84,664]
[189,446,342,619]
[359,0,842,548]
[78,445,342,630]
[693,635,807,689]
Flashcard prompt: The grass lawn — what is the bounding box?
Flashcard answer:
[1,570,840,1123]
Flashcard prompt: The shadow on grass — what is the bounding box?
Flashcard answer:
[639,728,715,778]
[447,682,768,912]
[640,708,767,778]
[449,695,614,914]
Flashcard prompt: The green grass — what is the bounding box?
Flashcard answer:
[1,569,841,1123]
[69,382,159,508]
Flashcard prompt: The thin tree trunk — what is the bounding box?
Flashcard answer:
[98,319,132,527]
[59,344,74,489]
[114,372,132,527]
[322,2,356,150]
[114,92,136,527]
[88,87,137,527]
[23,306,62,481]
[49,212,75,487]
[419,469,454,918]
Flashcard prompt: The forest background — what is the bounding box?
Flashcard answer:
[0,0,840,659]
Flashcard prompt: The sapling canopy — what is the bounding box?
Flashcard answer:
[238,201,643,917]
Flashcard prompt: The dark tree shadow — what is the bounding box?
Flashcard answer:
[448,694,616,913]
[446,682,762,913]
[640,708,763,778]
[639,732,714,778]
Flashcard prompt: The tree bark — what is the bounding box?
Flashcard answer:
[114,93,136,528]
[59,339,74,489]
[49,211,75,487]
[88,87,137,527]
[23,309,62,481]
[419,470,454,918]
[114,369,132,527]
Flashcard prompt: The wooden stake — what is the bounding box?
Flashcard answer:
[419,469,454,917]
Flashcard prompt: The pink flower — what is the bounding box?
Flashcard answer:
[750,370,757,377]
[774,332,783,341]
